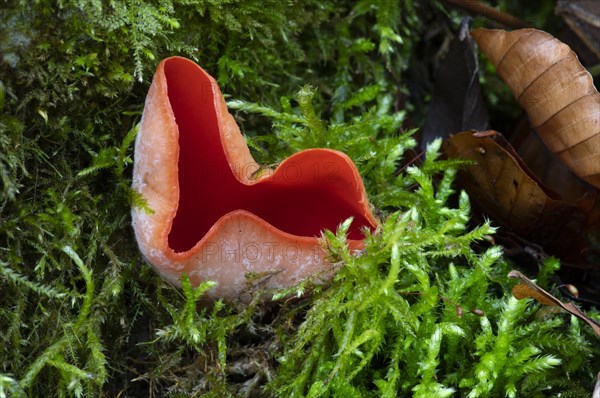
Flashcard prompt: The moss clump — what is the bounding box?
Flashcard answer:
[1,1,597,397]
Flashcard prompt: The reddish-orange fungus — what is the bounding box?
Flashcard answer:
[132,56,377,299]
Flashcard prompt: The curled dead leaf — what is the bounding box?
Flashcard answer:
[471,28,600,188]
[514,127,593,203]
[422,18,489,146]
[443,131,599,264]
[508,270,600,336]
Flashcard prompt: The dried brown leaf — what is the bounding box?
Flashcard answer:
[422,18,489,145]
[508,270,600,336]
[444,130,581,235]
[471,28,600,188]
[444,130,599,264]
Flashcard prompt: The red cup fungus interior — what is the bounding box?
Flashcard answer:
[164,59,375,253]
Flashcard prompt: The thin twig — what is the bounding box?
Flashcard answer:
[444,0,532,29]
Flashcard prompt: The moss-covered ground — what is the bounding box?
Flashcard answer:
[1,1,598,397]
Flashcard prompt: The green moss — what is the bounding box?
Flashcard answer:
[0,1,597,397]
